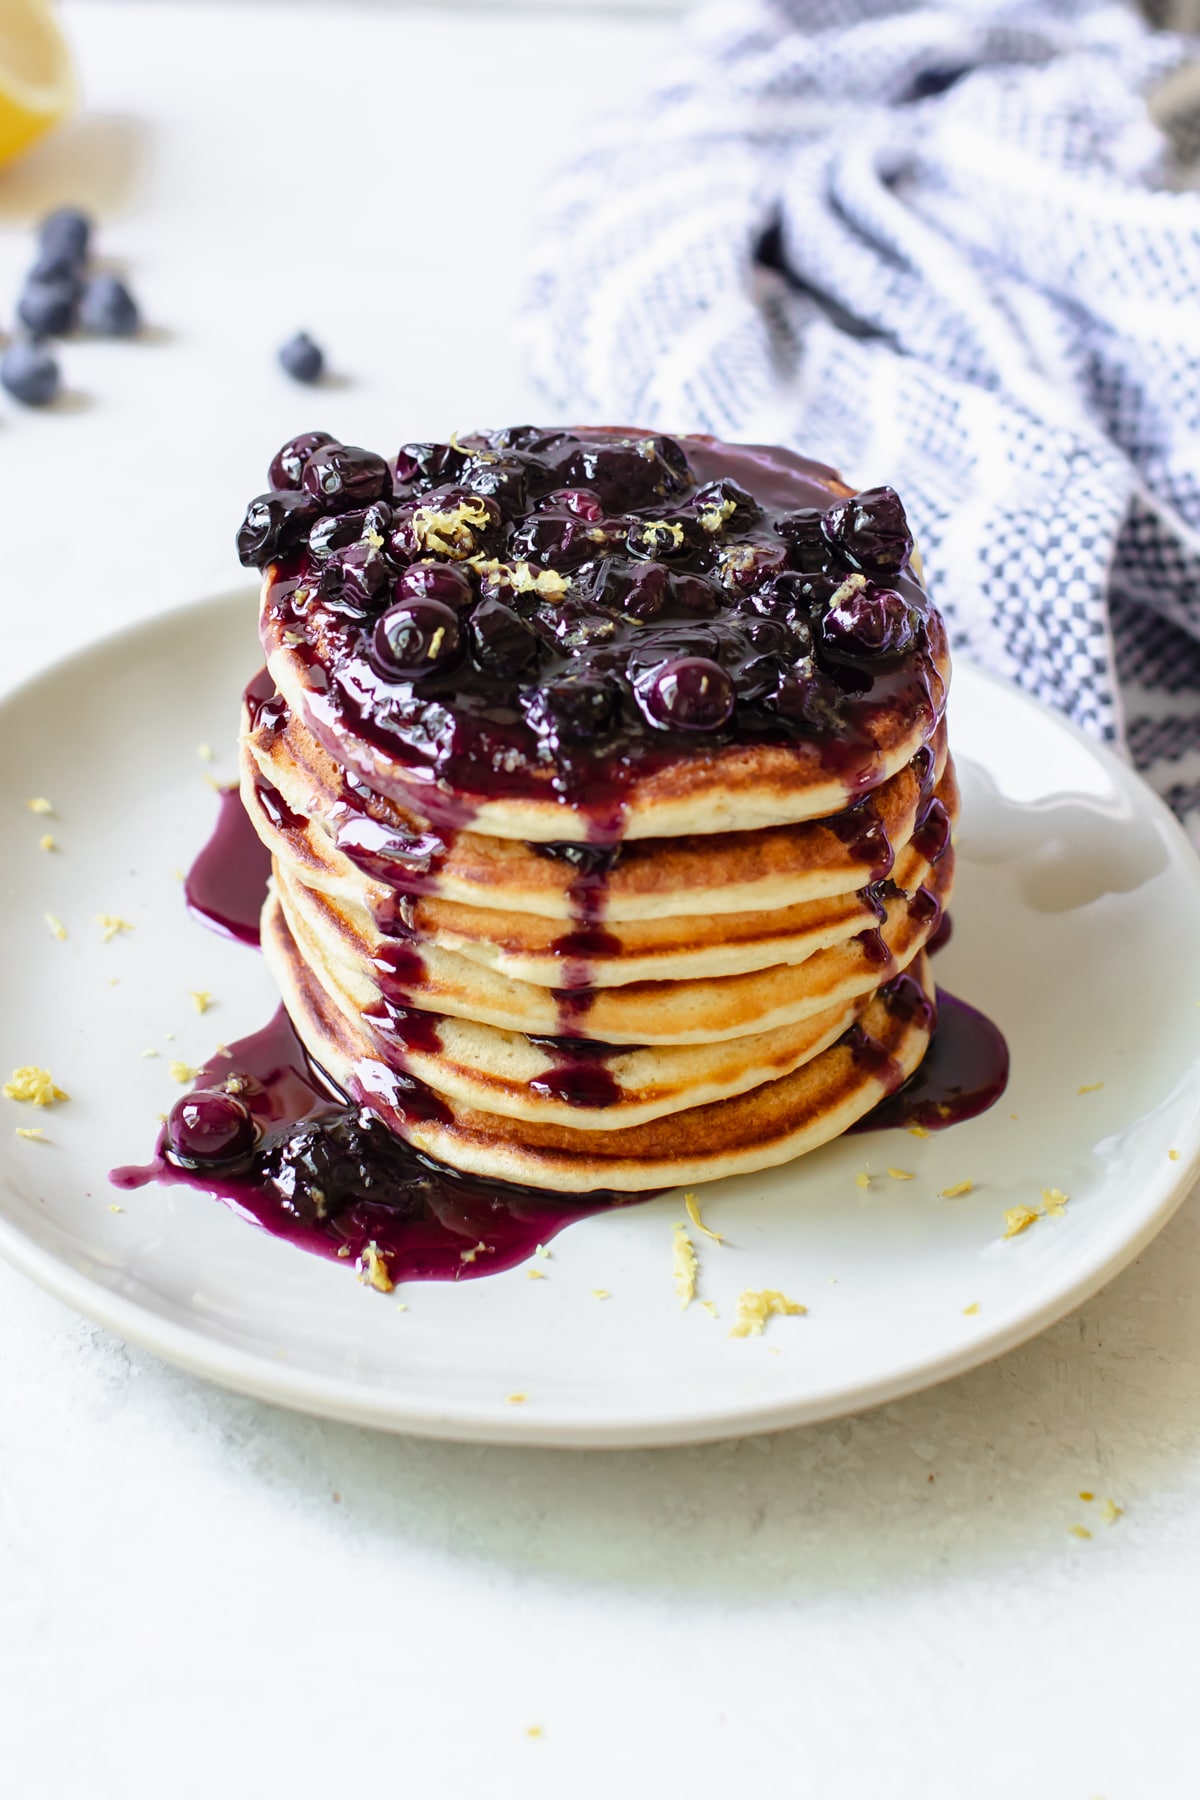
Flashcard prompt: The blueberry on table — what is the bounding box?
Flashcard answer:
[37,206,91,269]
[301,443,390,510]
[269,430,338,491]
[166,1090,256,1167]
[372,599,462,679]
[236,489,323,568]
[278,330,325,384]
[0,339,60,406]
[78,272,140,336]
[18,273,79,337]
[641,656,734,731]
[821,487,913,576]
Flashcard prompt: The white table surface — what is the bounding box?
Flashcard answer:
[3,6,1199,1796]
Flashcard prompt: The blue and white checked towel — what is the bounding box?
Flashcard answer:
[524,0,1200,831]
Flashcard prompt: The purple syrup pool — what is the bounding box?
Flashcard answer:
[111,1007,623,1282]
[851,987,1009,1134]
[184,784,270,945]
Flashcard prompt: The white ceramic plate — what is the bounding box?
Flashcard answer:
[2,591,1199,1447]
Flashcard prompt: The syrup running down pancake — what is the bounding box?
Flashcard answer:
[148,427,968,1255]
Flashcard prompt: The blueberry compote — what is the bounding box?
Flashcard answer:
[241,426,948,839]
[111,1010,619,1282]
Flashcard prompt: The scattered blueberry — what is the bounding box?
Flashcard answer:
[78,272,140,336]
[821,487,913,576]
[269,430,338,491]
[37,206,91,270]
[301,443,390,510]
[236,489,323,568]
[821,580,916,658]
[166,1089,256,1166]
[278,330,325,384]
[18,274,79,337]
[640,656,734,731]
[0,339,60,406]
[372,598,462,678]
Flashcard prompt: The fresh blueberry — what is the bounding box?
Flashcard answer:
[468,599,540,677]
[0,339,60,406]
[821,580,916,658]
[302,443,390,510]
[640,656,734,732]
[821,487,913,576]
[38,206,91,270]
[269,430,338,491]
[236,489,322,568]
[18,274,80,337]
[278,331,324,384]
[166,1089,256,1166]
[394,561,475,611]
[29,245,80,283]
[78,273,140,336]
[372,599,462,679]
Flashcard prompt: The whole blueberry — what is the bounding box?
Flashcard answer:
[508,513,597,571]
[821,580,916,658]
[543,487,605,522]
[166,1089,256,1166]
[619,563,671,621]
[78,273,141,336]
[670,573,719,617]
[394,441,467,489]
[625,514,703,562]
[269,430,338,491]
[640,656,734,732]
[692,478,761,531]
[38,206,91,269]
[526,675,618,744]
[302,443,390,510]
[372,599,462,679]
[18,274,79,337]
[329,541,392,608]
[460,451,529,518]
[0,339,60,406]
[29,244,80,283]
[394,561,475,611]
[468,599,540,677]
[278,331,325,384]
[309,507,372,559]
[236,489,322,569]
[774,507,840,572]
[821,487,913,576]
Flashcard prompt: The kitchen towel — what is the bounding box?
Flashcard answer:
[524,0,1200,830]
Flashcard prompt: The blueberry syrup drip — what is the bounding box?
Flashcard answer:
[852,984,1008,1133]
[524,1032,634,1110]
[829,798,894,882]
[111,1009,627,1284]
[184,784,272,946]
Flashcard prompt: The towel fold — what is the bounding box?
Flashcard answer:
[524,0,1200,830]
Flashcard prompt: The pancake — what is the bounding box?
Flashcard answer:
[271,838,952,1044]
[263,896,937,1192]
[241,690,953,922]
[260,890,874,1130]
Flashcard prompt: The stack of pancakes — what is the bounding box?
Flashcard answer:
[237,427,955,1192]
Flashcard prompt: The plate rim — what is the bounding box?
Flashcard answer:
[0,586,1198,1448]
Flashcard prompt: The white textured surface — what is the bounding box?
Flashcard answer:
[2,5,1199,1795]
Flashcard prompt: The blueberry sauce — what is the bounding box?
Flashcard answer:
[852,987,1008,1134]
[184,784,272,946]
[245,428,949,841]
[525,1034,630,1110]
[111,1009,620,1282]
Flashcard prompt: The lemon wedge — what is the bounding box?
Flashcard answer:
[0,0,73,168]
